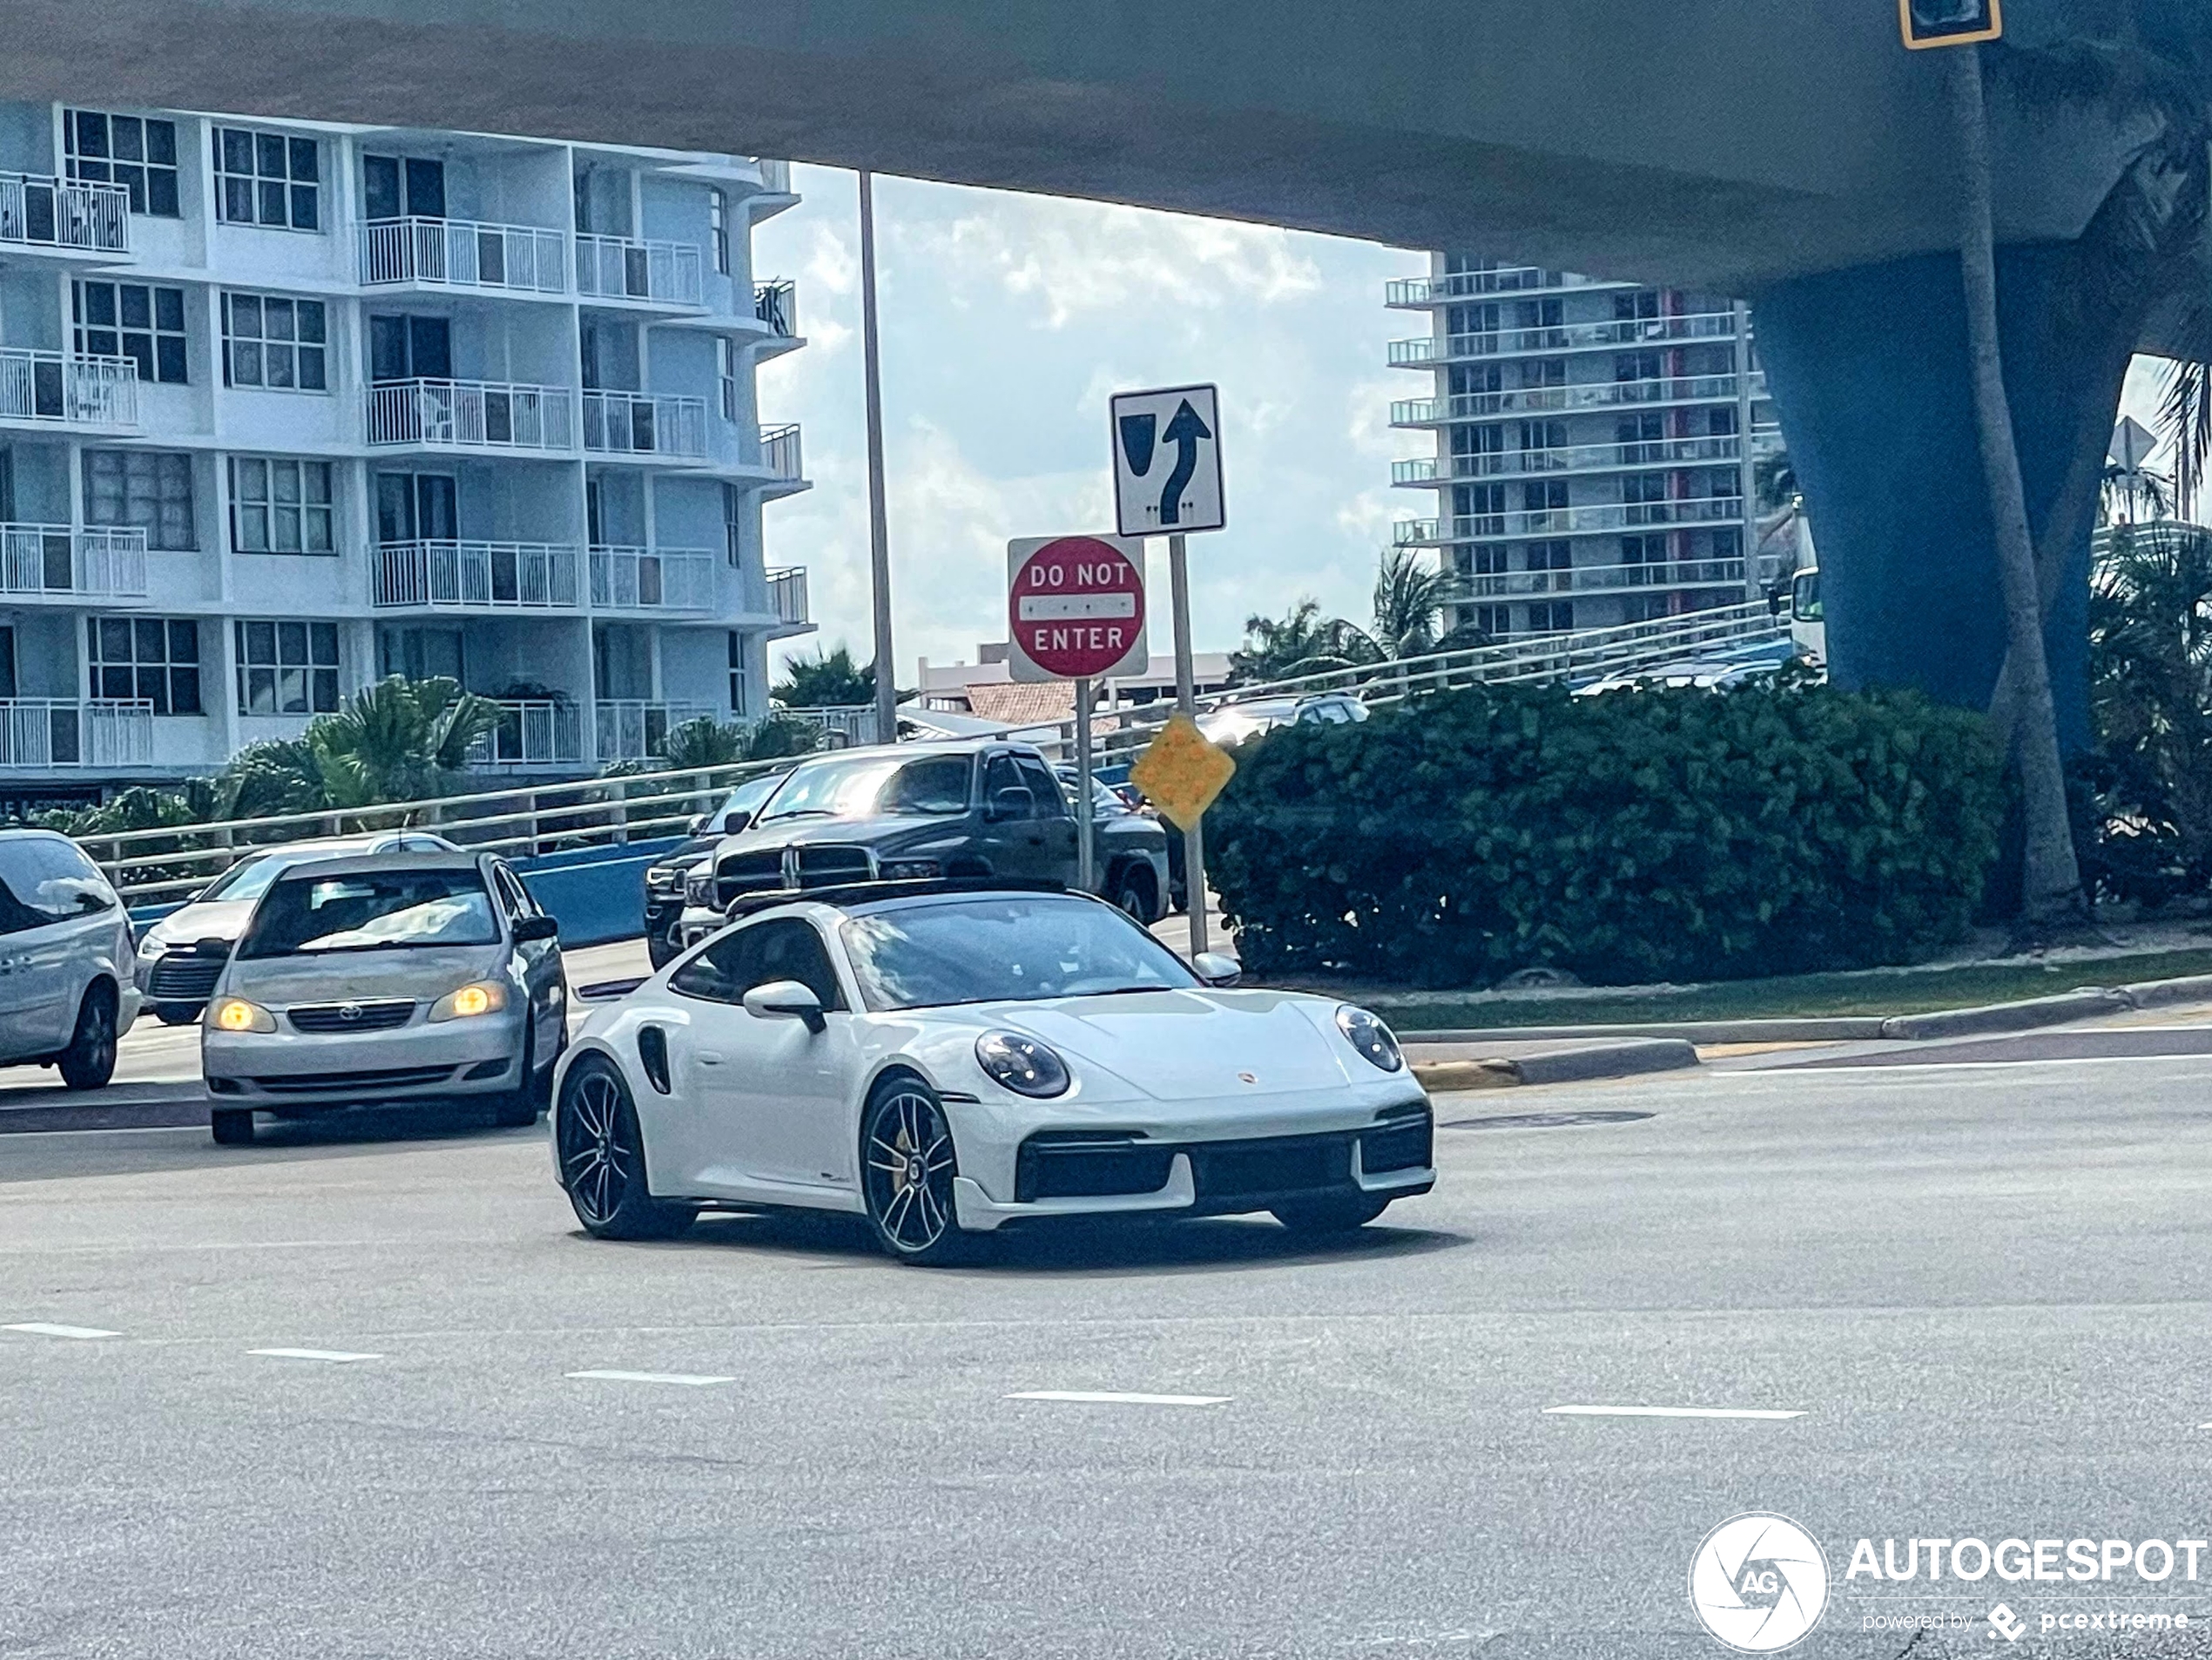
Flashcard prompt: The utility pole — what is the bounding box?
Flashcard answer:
[858,170,898,746]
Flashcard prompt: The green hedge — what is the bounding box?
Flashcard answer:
[1206,682,2004,988]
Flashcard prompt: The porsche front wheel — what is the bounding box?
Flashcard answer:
[556,1056,692,1240]
[860,1076,970,1265]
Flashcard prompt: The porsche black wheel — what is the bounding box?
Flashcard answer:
[556,1056,692,1240]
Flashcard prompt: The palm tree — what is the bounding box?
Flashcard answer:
[1229,598,1339,684]
[2100,459,2175,528]
[774,644,878,708]
[2088,519,2212,883]
[1230,551,1487,685]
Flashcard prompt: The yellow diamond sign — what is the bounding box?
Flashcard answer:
[1129,713,1236,831]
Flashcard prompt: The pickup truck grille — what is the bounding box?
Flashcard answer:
[713,851,785,910]
[794,846,873,887]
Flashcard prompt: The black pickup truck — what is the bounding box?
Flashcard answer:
[639,768,792,968]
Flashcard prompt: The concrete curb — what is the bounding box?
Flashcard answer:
[1408,1038,1700,1092]
[1874,989,2128,1042]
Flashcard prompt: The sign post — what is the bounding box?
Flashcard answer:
[1111,383,1225,955]
[1006,534,1150,899]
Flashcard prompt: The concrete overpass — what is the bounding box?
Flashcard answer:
[0,0,2198,721]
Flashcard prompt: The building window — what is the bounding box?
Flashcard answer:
[722,482,744,566]
[1472,604,1511,638]
[718,337,739,422]
[221,294,327,391]
[84,450,195,550]
[213,126,320,231]
[710,188,731,275]
[72,281,188,385]
[229,458,334,554]
[727,631,746,715]
[1528,601,1575,633]
[234,620,341,715]
[64,111,180,217]
[88,617,200,714]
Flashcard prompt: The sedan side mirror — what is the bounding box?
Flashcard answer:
[987,785,1035,823]
[511,914,560,944]
[1192,952,1243,988]
[743,978,826,1034]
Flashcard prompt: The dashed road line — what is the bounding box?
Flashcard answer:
[248,1348,381,1363]
[1008,1390,1231,1407]
[1544,1404,1804,1420]
[566,1369,736,1387]
[4,1322,121,1340]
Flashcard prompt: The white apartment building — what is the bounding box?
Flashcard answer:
[0,102,812,811]
[1386,256,1783,638]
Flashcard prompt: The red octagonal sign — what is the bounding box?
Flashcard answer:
[1007,535,1149,683]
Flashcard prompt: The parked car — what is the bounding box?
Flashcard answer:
[642,769,794,969]
[0,829,138,1091]
[136,831,458,1024]
[1051,763,1174,921]
[1790,563,1825,666]
[675,739,1167,947]
[552,884,1433,1262]
[201,850,567,1144]
[1197,692,1368,748]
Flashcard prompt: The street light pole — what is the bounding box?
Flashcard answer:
[858,170,899,746]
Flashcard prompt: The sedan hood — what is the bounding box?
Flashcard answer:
[220,944,508,1006]
[982,989,1359,1101]
[145,899,257,948]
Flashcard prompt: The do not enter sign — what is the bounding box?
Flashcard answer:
[1006,535,1150,684]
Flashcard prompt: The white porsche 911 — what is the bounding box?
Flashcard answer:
[550,884,1434,1263]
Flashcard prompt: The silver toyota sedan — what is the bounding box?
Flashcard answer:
[201,851,566,1145]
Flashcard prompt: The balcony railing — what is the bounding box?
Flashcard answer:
[0,525,149,599]
[753,278,798,336]
[1387,313,1742,367]
[596,699,714,762]
[0,699,153,768]
[358,217,567,294]
[765,565,808,625]
[366,379,575,451]
[1397,498,1745,546]
[588,546,716,612]
[373,541,581,611]
[1391,375,1764,426]
[759,422,804,480]
[469,698,584,768]
[582,391,708,458]
[1448,558,1748,600]
[576,234,703,307]
[0,350,138,428]
[0,173,130,254]
[1386,270,1631,307]
[752,158,792,195]
[1394,436,1746,488]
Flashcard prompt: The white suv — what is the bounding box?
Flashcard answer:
[0,829,138,1090]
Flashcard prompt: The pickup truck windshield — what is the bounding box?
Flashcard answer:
[759,754,972,821]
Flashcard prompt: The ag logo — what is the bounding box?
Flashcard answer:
[1689,1514,1829,1652]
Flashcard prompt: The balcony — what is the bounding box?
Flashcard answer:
[752,158,792,195]
[357,217,567,294]
[1386,270,1632,307]
[0,699,153,768]
[576,234,703,307]
[1390,374,1764,427]
[469,698,583,768]
[0,350,138,430]
[1386,313,1742,368]
[765,565,808,625]
[753,278,799,337]
[759,422,804,482]
[588,546,716,612]
[0,173,129,255]
[366,379,575,452]
[1396,498,1744,546]
[0,525,149,602]
[583,391,707,459]
[372,541,581,611]
[1394,436,1746,489]
[596,699,714,762]
[1448,558,1748,600]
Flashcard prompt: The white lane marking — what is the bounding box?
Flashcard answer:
[3,1322,120,1339]
[1007,1390,1231,1407]
[248,1348,381,1363]
[1544,1404,1804,1420]
[566,1369,735,1387]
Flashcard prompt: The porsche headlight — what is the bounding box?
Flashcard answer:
[975,1031,1069,1098]
[429,981,509,1022]
[1335,1006,1404,1073]
[209,997,275,1034]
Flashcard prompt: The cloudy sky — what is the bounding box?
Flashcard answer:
[751,167,1427,682]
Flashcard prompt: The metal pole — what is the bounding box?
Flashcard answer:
[1168,532,1208,957]
[858,170,899,746]
[1074,677,1095,894]
[1734,300,1760,605]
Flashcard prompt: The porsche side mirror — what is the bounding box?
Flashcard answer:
[987,785,1034,823]
[744,978,826,1034]
[512,914,560,944]
[1192,952,1243,988]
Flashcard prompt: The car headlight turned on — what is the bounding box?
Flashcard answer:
[975,1031,1070,1098]
[879,858,941,881]
[1336,1005,1404,1073]
[429,982,509,1022]
[210,997,275,1034]
[685,869,713,906]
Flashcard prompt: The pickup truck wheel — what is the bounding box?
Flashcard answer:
[1111,865,1158,925]
[211,1109,255,1145]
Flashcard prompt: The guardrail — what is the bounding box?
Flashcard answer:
[753,279,797,336]
[589,546,715,611]
[759,422,803,480]
[765,565,808,624]
[0,524,148,597]
[0,349,138,428]
[576,234,703,306]
[358,216,567,294]
[373,541,580,611]
[1,172,130,253]
[0,698,153,768]
[583,391,707,457]
[367,379,574,450]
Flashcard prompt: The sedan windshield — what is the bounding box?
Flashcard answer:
[239,868,500,957]
[759,753,971,822]
[841,896,1199,1010]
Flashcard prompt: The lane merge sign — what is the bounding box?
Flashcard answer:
[1006,534,1150,684]
[1110,383,1224,536]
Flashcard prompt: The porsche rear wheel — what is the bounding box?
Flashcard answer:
[556,1056,692,1240]
[860,1077,969,1265]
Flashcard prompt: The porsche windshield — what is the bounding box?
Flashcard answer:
[759,753,973,822]
[238,868,500,956]
[841,896,1200,1010]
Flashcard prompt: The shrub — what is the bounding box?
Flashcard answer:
[1206,681,2004,988]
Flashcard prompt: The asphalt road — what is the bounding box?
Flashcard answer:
[4,1043,2212,1658]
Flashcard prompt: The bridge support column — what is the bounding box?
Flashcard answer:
[1752,248,2127,750]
